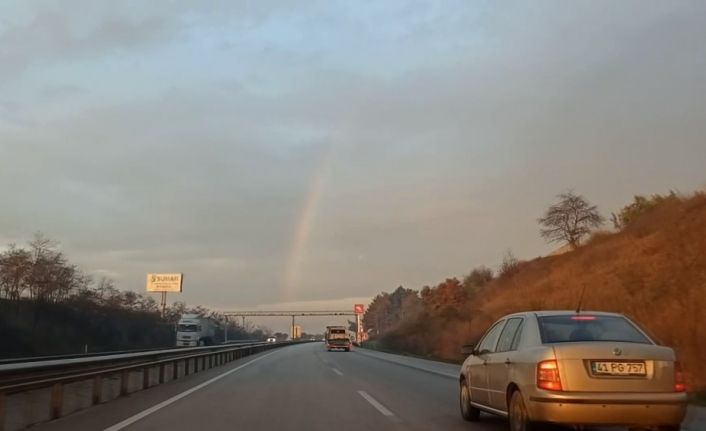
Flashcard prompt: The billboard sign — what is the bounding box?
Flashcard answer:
[354,304,365,314]
[146,273,183,293]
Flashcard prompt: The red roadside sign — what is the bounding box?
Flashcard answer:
[354,304,365,314]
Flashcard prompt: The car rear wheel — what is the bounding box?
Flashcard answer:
[508,390,534,431]
[459,380,480,421]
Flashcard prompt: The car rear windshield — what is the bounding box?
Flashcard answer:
[330,329,346,334]
[537,315,651,344]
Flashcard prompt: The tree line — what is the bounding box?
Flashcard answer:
[0,233,256,324]
[0,233,267,357]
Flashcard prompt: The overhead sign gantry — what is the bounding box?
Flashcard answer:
[223,310,358,340]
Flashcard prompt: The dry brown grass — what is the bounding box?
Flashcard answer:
[468,193,706,390]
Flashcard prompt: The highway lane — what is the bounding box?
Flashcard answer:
[36,342,704,431]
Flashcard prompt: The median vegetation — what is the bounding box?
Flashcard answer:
[363,190,706,391]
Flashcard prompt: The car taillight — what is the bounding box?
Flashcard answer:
[674,362,686,393]
[537,360,563,391]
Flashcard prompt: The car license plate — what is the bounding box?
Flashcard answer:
[592,361,646,376]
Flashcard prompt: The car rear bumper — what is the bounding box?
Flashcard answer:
[528,392,687,425]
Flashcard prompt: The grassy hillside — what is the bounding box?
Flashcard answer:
[369,192,706,390]
[476,193,706,389]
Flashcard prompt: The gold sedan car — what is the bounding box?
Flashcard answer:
[459,311,687,431]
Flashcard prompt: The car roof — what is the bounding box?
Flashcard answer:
[503,310,626,319]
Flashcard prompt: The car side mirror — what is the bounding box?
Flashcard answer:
[461,344,475,355]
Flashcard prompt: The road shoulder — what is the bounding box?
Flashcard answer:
[354,347,458,379]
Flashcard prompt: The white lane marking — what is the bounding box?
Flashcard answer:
[103,350,280,431]
[358,390,395,417]
[332,368,344,376]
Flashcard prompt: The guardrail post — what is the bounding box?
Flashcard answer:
[159,364,166,384]
[209,355,213,369]
[142,366,150,389]
[173,360,179,380]
[92,376,102,405]
[120,370,129,396]
[50,383,63,419]
[185,359,190,376]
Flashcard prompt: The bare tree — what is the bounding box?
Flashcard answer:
[0,245,32,300]
[497,249,520,277]
[538,191,604,249]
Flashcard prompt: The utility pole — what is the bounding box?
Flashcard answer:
[291,315,296,340]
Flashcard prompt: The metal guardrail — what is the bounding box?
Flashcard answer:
[0,339,261,366]
[0,341,302,431]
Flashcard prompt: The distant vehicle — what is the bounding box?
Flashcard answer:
[176,314,222,347]
[459,311,687,431]
[325,325,351,352]
[266,337,277,343]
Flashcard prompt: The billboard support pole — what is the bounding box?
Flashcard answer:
[161,292,167,319]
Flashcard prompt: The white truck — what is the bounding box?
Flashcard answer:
[176,314,222,347]
[325,325,351,352]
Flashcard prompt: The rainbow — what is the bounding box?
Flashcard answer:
[281,146,333,300]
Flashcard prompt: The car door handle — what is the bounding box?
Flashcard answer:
[482,360,488,366]
[504,359,512,365]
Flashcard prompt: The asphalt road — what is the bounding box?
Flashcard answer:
[36,343,705,431]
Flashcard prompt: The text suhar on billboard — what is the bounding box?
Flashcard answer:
[146,273,184,292]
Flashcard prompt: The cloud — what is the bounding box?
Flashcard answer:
[0,1,704,310]
[0,0,297,82]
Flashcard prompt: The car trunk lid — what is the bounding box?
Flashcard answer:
[552,342,676,392]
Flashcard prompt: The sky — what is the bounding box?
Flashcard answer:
[1,1,705,332]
